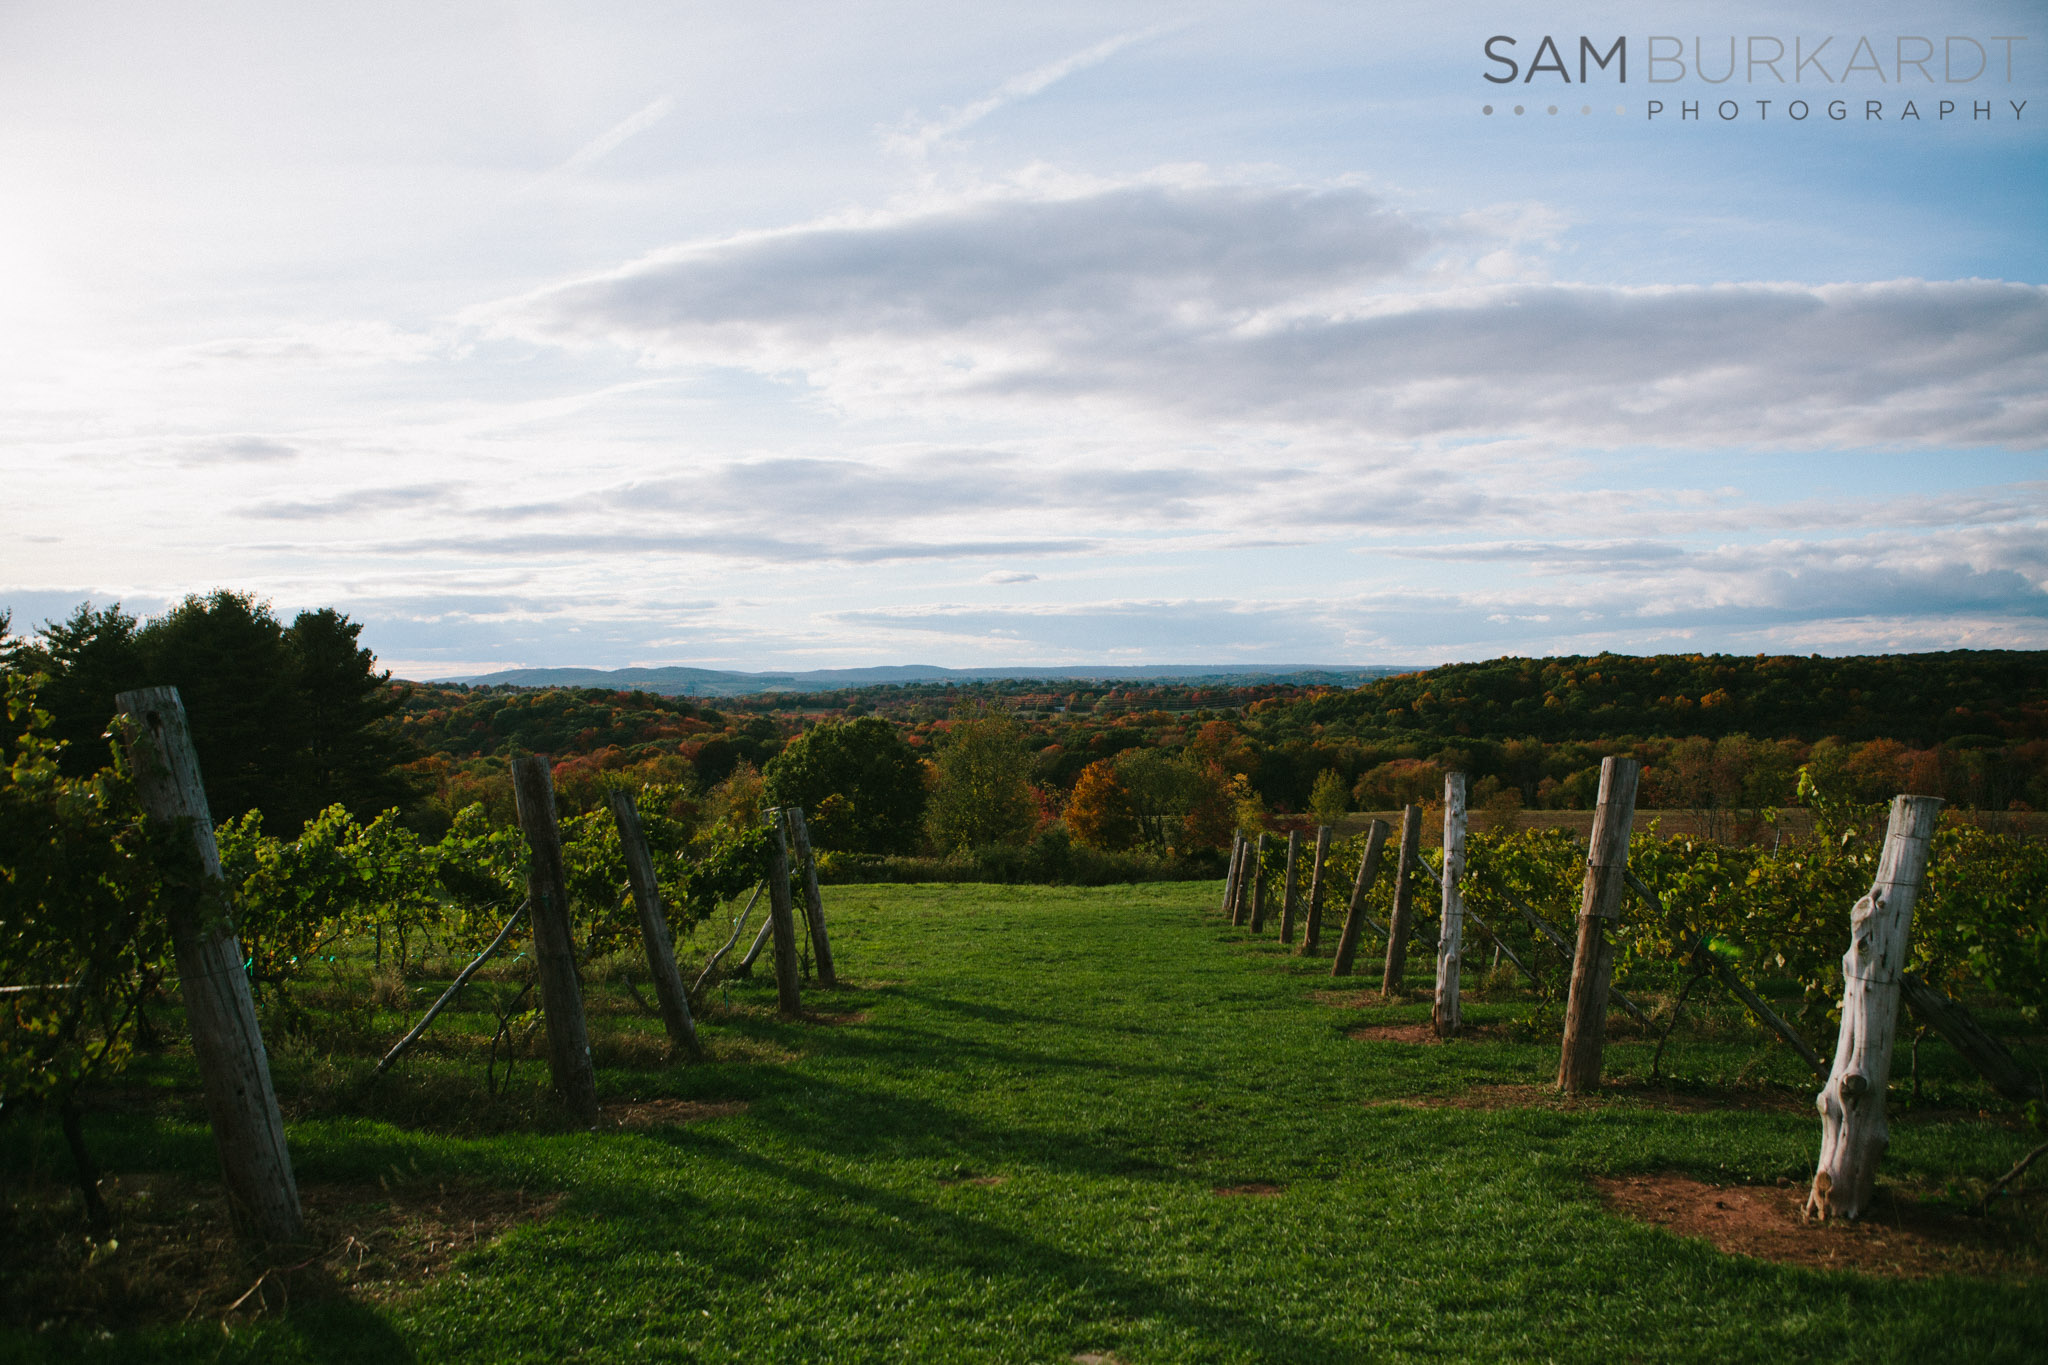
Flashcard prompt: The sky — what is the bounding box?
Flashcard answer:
[2,1,2043,678]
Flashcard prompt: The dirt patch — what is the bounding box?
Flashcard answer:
[602,1098,749,1130]
[1348,1023,1442,1044]
[2,1171,562,1334]
[1214,1183,1286,1197]
[1595,1173,2043,1279]
[805,1009,869,1027]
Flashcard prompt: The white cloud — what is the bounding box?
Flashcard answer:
[488,176,2048,450]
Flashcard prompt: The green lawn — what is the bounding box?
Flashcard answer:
[10,882,2046,1362]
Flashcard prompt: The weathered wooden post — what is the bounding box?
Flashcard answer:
[115,687,302,1245]
[1249,833,1271,933]
[1279,830,1302,944]
[1301,825,1332,954]
[511,755,600,1121]
[1432,774,1469,1038]
[761,810,804,1017]
[1231,836,1253,925]
[607,790,704,1060]
[1331,819,1389,977]
[785,807,838,987]
[1557,756,1641,1094]
[1380,805,1423,995]
[1807,795,1944,1221]
[1222,833,1244,921]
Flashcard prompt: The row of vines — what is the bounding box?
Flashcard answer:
[1289,777,2048,1051]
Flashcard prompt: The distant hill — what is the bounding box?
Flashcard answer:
[436,663,1418,698]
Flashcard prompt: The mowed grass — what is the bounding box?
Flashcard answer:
[11,882,2048,1363]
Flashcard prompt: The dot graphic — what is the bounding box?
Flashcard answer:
[1483,104,1493,115]
[1615,104,1625,115]
[1514,104,1524,115]
[1580,104,1592,115]
[1547,105,1558,115]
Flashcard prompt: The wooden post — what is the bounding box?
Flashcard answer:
[114,687,303,1245]
[1557,756,1640,1094]
[1380,805,1422,995]
[1807,796,1944,1221]
[1331,819,1390,977]
[1279,830,1302,944]
[785,808,838,987]
[762,810,803,1017]
[1222,833,1243,921]
[1433,773,1468,1038]
[1301,825,1332,954]
[607,790,704,1059]
[1249,833,1270,933]
[510,755,600,1121]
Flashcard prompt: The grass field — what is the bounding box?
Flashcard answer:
[6,881,2046,1363]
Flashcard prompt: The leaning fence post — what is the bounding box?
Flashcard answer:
[761,809,804,1017]
[1381,805,1423,995]
[1332,819,1390,977]
[1223,833,1244,921]
[511,755,600,1121]
[1557,757,1641,1094]
[1279,830,1302,944]
[115,687,303,1245]
[1302,825,1332,954]
[1807,795,1944,1221]
[1432,774,1469,1038]
[1249,833,1271,933]
[607,790,704,1060]
[785,808,838,987]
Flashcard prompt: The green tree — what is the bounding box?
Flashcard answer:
[926,703,1036,852]
[7,592,418,834]
[287,607,417,821]
[762,716,926,853]
[5,603,145,777]
[1309,768,1349,825]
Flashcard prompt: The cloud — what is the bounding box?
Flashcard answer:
[982,570,1038,583]
[176,436,300,465]
[489,176,2048,450]
[241,483,461,520]
[371,530,1100,565]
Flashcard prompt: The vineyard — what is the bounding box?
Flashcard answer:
[4,670,2047,1360]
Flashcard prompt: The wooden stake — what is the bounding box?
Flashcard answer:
[1249,834,1270,933]
[1300,826,1331,954]
[1624,870,1813,1071]
[1432,773,1468,1038]
[785,808,838,987]
[1380,805,1422,995]
[607,790,704,1059]
[1222,834,1243,921]
[1331,819,1390,977]
[1557,757,1640,1095]
[115,687,303,1245]
[762,810,803,1017]
[1807,795,1943,1221]
[510,755,600,1121]
[737,914,774,972]
[1279,830,1302,944]
[376,899,528,1076]
[1902,971,2041,1103]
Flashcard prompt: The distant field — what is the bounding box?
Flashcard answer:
[7,883,2043,1361]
